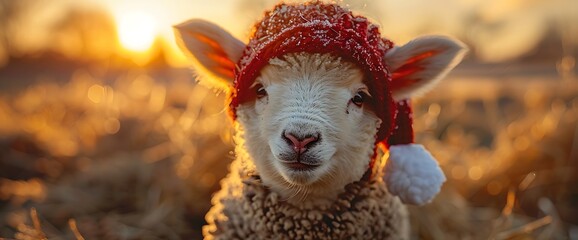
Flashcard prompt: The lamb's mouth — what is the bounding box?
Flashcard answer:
[282,162,320,171]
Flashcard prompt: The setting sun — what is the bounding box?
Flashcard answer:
[117,11,157,52]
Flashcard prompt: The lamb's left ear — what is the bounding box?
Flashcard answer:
[385,36,467,101]
[174,19,246,91]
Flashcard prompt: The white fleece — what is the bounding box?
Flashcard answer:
[385,144,446,205]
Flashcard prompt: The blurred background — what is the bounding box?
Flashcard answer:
[0,0,576,239]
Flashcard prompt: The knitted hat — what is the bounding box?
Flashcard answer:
[228,2,446,205]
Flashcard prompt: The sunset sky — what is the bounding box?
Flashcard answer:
[3,0,576,66]
[97,0,577,63]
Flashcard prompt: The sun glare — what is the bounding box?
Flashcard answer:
[117,11,157,52]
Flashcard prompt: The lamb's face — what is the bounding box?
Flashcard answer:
[236,53,381,189]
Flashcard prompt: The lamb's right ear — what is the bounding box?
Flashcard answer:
[174,19,245,91]
[385,36,467,101]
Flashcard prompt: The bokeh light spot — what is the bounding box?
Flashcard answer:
[88,84,104,103]
[468,166,483,180]
[104,118,120,134]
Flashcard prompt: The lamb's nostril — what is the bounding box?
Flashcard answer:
[283,131,319,154]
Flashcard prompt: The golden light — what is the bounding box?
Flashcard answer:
[117,11,157,52]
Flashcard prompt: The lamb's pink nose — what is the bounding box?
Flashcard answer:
[283,132,319,154]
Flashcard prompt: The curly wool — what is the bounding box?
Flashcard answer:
[203,162,409,239]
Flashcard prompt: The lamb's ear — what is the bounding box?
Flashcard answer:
[174,19,245,91]
[385,36,467,101]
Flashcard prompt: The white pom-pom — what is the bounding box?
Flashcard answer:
[384,144,446,205]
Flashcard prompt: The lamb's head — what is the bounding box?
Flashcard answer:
[174,2,467,204]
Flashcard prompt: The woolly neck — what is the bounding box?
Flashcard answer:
[204,170,408,239]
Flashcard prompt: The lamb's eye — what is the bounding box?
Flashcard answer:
[351,92,365,107]
[255,84,267,98]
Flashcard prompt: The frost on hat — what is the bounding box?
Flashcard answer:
[221,1,465,205]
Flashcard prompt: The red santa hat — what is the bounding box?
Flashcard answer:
[227,2,446,205]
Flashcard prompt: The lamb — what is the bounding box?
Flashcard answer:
[174,2,467,239]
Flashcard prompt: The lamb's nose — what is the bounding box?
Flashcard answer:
[283,131,319,154]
